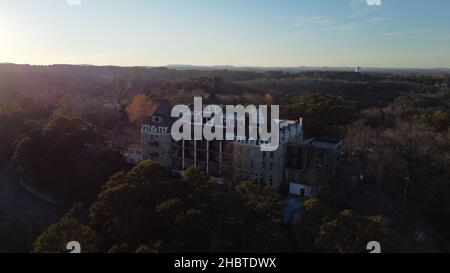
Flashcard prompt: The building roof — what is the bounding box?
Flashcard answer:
[204,94,222,105]
[143,99,174,127]
[310,138,343,150]
[153,99,172,116]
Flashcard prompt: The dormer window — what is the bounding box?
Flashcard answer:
[153,116,162,123]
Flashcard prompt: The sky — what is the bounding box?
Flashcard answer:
[0,0,450,68]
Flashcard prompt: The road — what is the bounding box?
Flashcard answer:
[0,164,65,252]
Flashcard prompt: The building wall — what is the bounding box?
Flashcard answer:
[142,121,172,168]
[126,145,143,165]
[142,111,303,191]
[231,143,287,190]
[158,134,172,167]
[289,183,312,198]
[284,138,343,197]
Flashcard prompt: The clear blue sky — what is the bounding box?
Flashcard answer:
[1,0,449,67]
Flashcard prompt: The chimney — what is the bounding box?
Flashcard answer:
[299,117,304,126]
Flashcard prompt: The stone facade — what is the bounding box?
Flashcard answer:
[140,100,303,190]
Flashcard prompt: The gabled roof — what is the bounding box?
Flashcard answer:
[204,94,222,105]
[142,99,174,126]
[153,99,172,116]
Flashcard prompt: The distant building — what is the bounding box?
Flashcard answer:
[102,98,121,110]
[434,82,448,89]
[355,66,362,73]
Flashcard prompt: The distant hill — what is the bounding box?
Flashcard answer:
[166,64,450,74]
[2,63,449,75]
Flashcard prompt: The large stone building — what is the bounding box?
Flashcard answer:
[140,99,303,190]
[138,98,343,192]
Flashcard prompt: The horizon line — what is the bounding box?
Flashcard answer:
[1,62,450,71]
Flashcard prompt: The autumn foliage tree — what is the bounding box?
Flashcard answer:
[125,94,155,127]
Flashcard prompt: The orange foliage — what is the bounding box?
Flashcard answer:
[125,94,155,127]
